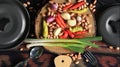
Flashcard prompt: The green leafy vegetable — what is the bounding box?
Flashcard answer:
[25,36,102,53]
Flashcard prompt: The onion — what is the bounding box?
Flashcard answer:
[51,3,58,10]
[77,16,82,22]
[46,16,55,23]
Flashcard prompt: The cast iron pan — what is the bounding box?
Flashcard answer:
[98,4,120,47]
[0,0,30,49]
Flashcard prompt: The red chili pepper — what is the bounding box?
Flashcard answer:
[70,1,85,10]
[74,35,84,38]
[74,31,87,35]
[57,13,67,28]
[55,17,65,29]
[66,30,74,38]
[63,4,73,10]
[59,31,68,39]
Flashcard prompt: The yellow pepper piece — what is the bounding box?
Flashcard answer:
[70,26,83,32]
[43,20,48,38]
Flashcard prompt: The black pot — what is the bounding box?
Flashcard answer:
[0,0,30,49]
[98,4,120,47]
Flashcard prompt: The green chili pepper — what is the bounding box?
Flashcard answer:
[68,8,88,14]
[70,26,83,32]
[43,20,48,38]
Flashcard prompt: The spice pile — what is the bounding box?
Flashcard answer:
[39,0,96,39]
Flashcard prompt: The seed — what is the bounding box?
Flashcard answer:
[86,59,89,62]
[27,1,30,5]
[93,0,97,5]
[109,46,113,49]
[75,55,78,58]
[41,13,46,17]
[70,13,75,16]
[48,12,51,16]
[84,4,87,7]
[77,0,83,2]
[78,22,82,25]
[75,61,80,64]
[86,3,89,5]
[23,3,28,7]
[85,22,88,26]
[81,5,84,9]
[47,7,51,12]
[49,0,54,4]
[68,0,72,2]
[66,54,70,56]
[50,32,53,35]
[81,23,85,27]
[70,54,74,57]
[65,2,71,5]
[116,47,120,50]
[50,36,53,39]
[72,56,76,60]
[92,9,96,13]
[51,11,54,16]
[85,26,88,30]
[78,7,82,10]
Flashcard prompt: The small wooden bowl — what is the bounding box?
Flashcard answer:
[35,0,96,54]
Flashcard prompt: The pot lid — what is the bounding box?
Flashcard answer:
[98,5,120,47]
[0,0,30,49]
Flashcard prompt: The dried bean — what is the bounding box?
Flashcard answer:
[92,9,96,12]
[116,47,120,50]
[75,61,80,64]
[72,56,76,61]
[93,0,97,5]
[70,54,74,57]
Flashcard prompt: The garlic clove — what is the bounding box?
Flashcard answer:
[67,19,76,26]
[61,13,71,20]
[54,28,62,36]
